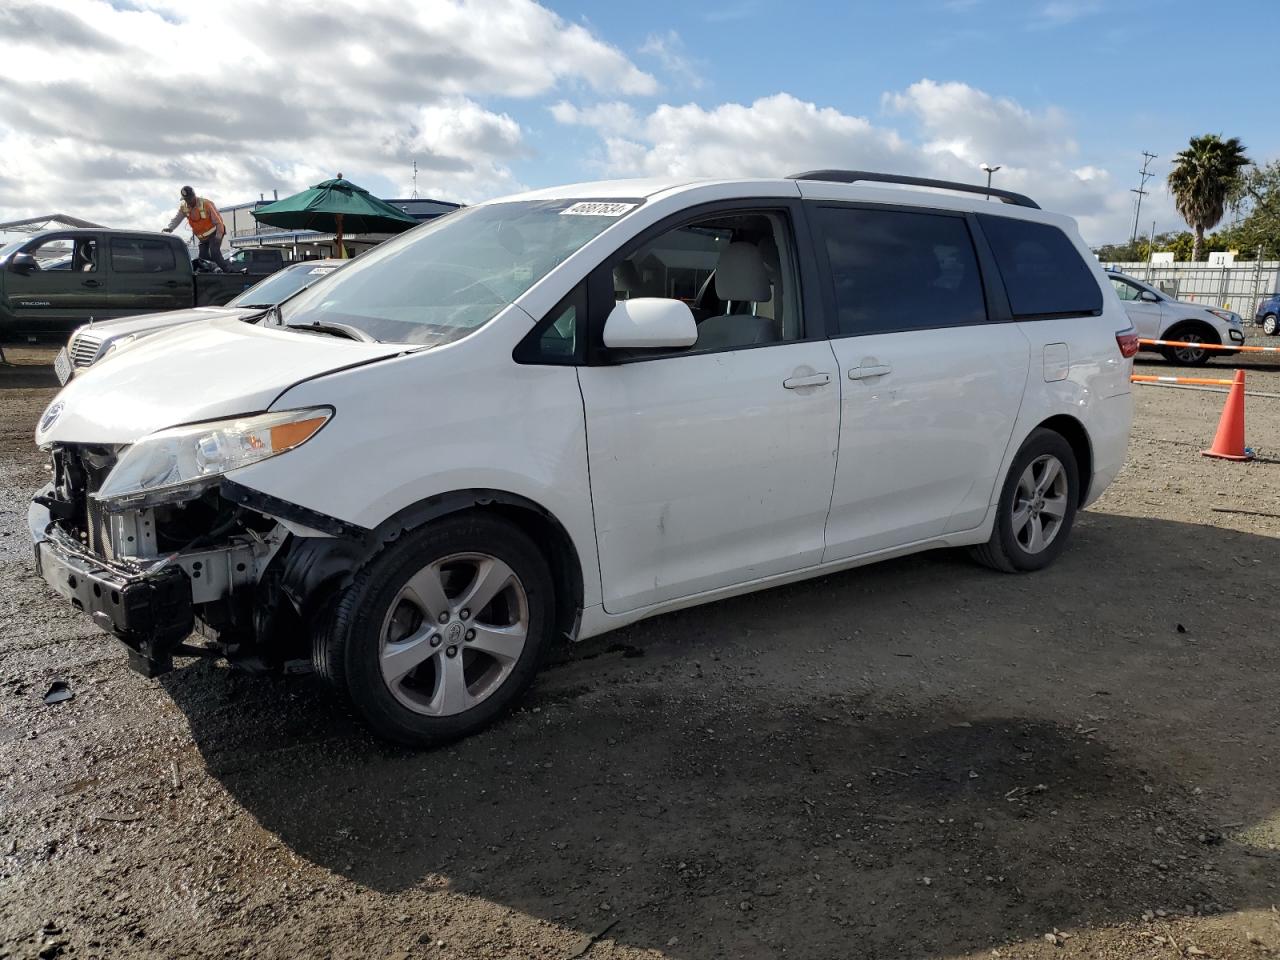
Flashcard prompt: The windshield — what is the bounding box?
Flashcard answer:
[278,199,637,344]
[230,263,340,307]
[0,239,26,261]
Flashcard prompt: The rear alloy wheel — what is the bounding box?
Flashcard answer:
[316,515,554,746]
[1161,324,1218,366]
[1264,314,1279,336]
[970,428,1079,573]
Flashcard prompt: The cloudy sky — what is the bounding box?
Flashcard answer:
[1,0,1276,244]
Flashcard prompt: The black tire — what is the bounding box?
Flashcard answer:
[314,513,555,746]
[1264,314,1279,337]
[970,428,1080,574]
[1160,322,1219,366]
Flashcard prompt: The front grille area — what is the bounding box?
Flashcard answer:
[68,332,103,367]
[49,444,118,559]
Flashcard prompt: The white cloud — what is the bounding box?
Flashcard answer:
[639,30,704,90]
[553,82,1146,243]
[549,101,640,137]
[555,93,913,179]
[0,0,656,229]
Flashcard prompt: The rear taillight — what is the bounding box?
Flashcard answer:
[1116,330,1139,358]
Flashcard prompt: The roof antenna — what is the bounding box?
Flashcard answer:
[411,159,419,200]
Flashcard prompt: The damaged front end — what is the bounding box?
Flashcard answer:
[29,439,355,678]
[30,442,286,676]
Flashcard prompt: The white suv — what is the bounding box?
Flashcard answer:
[1106,269,1245,365]
[29,171,1135,745]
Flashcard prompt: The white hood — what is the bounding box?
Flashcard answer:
[38,315,412,445]
[79,304,250,340]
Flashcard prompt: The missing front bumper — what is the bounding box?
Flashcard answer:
[34,536,194,677]
[30,492,194,677]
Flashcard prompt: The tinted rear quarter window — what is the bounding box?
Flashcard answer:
[978,214,1102,318]
[111,237,177,274]
[815,206,987,336]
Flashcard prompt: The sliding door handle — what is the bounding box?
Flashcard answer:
[848,363,892,380]
[782,372,831,390]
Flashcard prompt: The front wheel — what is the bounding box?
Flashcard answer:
[970,428,1079,573]
[315,514,555,746]
[1264,314,1279,336]
[1160,324,1218,365]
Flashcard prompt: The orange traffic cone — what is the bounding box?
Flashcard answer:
[1201,369,1254,461]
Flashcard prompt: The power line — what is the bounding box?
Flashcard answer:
[1130,150,1158,245]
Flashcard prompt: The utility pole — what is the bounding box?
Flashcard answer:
[1130,150,1158,245]
[1144,219,1157,281]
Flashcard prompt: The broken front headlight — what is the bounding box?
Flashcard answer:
[94,407,332,506]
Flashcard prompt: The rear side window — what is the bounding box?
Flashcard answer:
[814,206,987,336]
[111,237,177,274]
[978,215,1102,319]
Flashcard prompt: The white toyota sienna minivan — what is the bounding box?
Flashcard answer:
[29,171,1137,745]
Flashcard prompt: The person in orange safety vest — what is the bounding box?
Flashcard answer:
[163,185,233,272]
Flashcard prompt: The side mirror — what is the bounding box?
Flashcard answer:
[9,252,37,274]
[1140,290,1159,303]
[603,298,698,350]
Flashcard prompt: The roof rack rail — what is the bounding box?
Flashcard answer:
[787,169,1040,209]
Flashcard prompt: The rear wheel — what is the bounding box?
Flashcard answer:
[1160,323,1218,365]
[315,514,554,746]
[970,428,1079,573]
[1264,314,1279,336]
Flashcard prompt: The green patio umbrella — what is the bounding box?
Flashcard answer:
[250,174,418,257]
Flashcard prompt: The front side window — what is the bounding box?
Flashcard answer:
[24,236,97,272]
[110,237,176,274]
[1110,277,1144,302]
[280,199,637,345]
[610,210,802,353]
[978,215,1103,319]
[815,206,987,336]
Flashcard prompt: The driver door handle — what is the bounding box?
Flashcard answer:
[849,363,893,380]
[782,372,831,390]
[81,279,101,288]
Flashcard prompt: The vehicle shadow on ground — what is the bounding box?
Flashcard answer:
[0,364,58,389]
[163,512,1280,958]
[1134,355,1280,373]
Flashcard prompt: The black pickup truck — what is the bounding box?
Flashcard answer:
[0,228,283,338]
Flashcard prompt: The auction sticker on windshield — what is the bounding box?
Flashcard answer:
[560,201,637,217]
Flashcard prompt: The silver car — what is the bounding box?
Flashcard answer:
[56,259,344,383]
[1106,270,1244,365]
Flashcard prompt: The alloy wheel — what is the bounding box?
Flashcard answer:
[1173,332,1206,363]
[378,552,529,716]
[1011,454,1069,555]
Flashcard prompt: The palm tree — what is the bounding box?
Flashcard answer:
[1167,134,1251,261]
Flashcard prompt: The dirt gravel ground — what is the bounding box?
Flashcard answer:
[2,338,1280,960]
